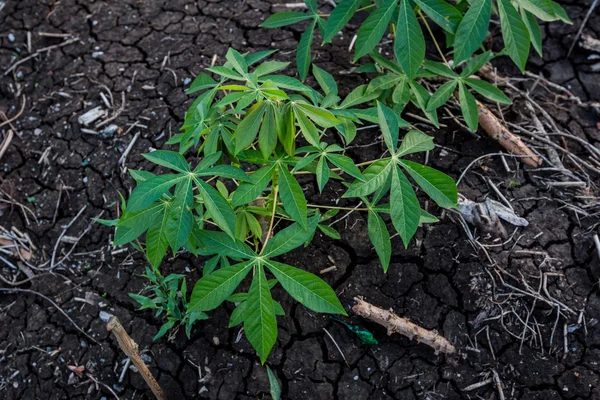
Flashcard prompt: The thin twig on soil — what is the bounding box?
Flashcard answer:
[0,95,26,129]
[322,328,350,367]
[567,0,599,57]
[0,129,14,162]
[0,288,99,344]
[4,37,79,76]
[352,297,456,354]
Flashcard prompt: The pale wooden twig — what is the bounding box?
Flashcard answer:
[352,297,456,354]
[4,37,79,75]
[102,313,166,400]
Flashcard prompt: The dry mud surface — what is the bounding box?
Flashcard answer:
[1,0,599,399]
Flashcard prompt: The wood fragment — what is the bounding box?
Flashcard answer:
[0,129,14,162]
[579,34,600,52]
[103,314,166,400]
[476,101,542,167]
[352,297,456,354]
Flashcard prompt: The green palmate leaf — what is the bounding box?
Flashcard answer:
[367,210,391,272]
[295,103,339,127]
[423,60,458,78]
[343,159,392,198]
[318,224,340,240]
[244,264,277,364]
[129,169,155,183]
[128,174,184,213]
[458,81,479,131]
[516,0,557,22]
[294,108,321,147]
[413,0,463,33]
[390,166,421,247]
[186,73,218,94]
[196,165,250,182]
[264,260,346,315]
[394,0,426,80]
[465,79,512,104]
[189,260,254,312]
[267,366,281,400]
[354,0,397,61]
[206,66,244,81]
[316,156,329,192]
[262,215,319,258]
[521,9,543,56]
[255,61,290,77]
[297,19,316,81]
[232,164,275,207]
[196,230,256,259]
[397,130,435,157]
[228,302,246,327]
[196,179,237,238]
[399,160,458,208]
[226,48,249,76]
[340,84,382,108]
[326,154,363,181]
[550,1,571,24]
[454,0,492,64]
[366,74,402,94]
[166,178,194,253]
[145,203,171,268]
[312,65,338,96]
[277,164,308,228]
[143,150,190,173]
[115,202,167,246]
[234,102,267,154]
[323,0,361,43]
[377,101,399,152]
[261,75,310,92]
[260,12,314,28]
[304,0,318,13]
[426,80,457,111]
[259,105,278,159]
[498,0,530,72]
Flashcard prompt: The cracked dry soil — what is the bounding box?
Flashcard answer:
[1,0,599,399]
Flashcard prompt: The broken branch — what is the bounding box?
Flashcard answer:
[101,313,166,400]
[352,297,456,354]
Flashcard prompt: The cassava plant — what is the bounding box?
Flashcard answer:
[262,0,571,130]
[103,48,457,363]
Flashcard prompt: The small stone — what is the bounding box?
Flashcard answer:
[8,33,15,42]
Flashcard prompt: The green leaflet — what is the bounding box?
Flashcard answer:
[323,0,361,44]
[297,19,316,81]
[390,166,421,247]
[498,0,530,72]
[244,264,277,364]
[397,130,435,157]
[234,101,267,154]
[232,164,275,207]
[277,164,308,228]
[354,0,397,61]
[145,202,172,268]
[458,81,479,131]
[316,156,329,192]
[413,0,463,33]
[367,209,391,272]
[267,366,281,400]
[343,159,393,198]
[454,0,492,64]
[127,174,184,213]
[264,260,346,315]
[399,160,458,208]
[166,178,194,253]
[196,230,256,259]
[394,0,426,80]
[196,178,237,238]
[377,101,399,152]
[312,64,338,96]
[426,80,458,112]
[260,12,314,28]
[114,202,167,246]
[521,9,543,57]
[143,150,190,173]
[464,79,512,104]
[189,260,254,312]
[262,215,319,258]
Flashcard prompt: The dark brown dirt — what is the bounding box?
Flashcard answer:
[1,1,599,399]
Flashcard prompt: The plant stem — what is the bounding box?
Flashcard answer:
[417,10,449,66]
[260,184,279,254]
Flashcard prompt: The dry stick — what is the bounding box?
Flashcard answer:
[0,129,14,162]
[0,95,26,129]
[567,0,599,57]
[102,314,166,400]
[4,37,79,75]
[352,297,456,354]
[476,101,542,167]
[0,288,100,345]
